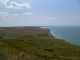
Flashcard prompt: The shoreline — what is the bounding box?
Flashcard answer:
[40,27,55,38]
[0,27,80,46]
[40,27,80,46]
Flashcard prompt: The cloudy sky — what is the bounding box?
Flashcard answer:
[0,0,80,26]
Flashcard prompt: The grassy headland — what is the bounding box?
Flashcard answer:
[0,27,80,60]
[0,36,80,60]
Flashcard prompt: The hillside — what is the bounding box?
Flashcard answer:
[0,27,80,60]
[0,36,80,60]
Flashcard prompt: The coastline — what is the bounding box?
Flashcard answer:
[40,27,80,46]
[40,27,55,38]
[1,26,80,46]
[47,29,55,38]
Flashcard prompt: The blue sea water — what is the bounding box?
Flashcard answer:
[41,26,80,45]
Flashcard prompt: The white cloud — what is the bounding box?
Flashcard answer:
[0,11,10,23]
[23,12,33,15]
[6,2,30,9]
[11,14,18,16]
[0,0,8,5]
[0,11,9,17]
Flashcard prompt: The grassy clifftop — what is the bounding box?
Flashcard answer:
[0,27,54,38]
[0,36,80,60]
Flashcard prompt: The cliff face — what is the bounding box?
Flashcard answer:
[46,29,55,38]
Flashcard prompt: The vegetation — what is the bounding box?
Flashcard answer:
[0,36,80,60]
[3,32,20,39]
[0,28,6,30]
[36,33,49,37]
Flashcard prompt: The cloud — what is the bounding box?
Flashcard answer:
[6,2,30,9]
[0,11,9,17]
[0,11,10,23]
[23,12,33,15]
[11,14,18,16]
[0,0,8,5]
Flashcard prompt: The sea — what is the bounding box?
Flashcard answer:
[40,26,80,46]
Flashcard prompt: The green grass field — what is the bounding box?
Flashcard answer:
[0,36,80,60]
[36,33,49,37]
[3,32,20,39]
[0,28,6,30]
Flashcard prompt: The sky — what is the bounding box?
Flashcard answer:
[0,0,80,26]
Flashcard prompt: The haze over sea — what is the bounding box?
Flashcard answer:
[41,26,80,45]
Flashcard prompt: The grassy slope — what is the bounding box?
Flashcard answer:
[3,32,20,39]
[36,34,49,37]
[0,36,80,60]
